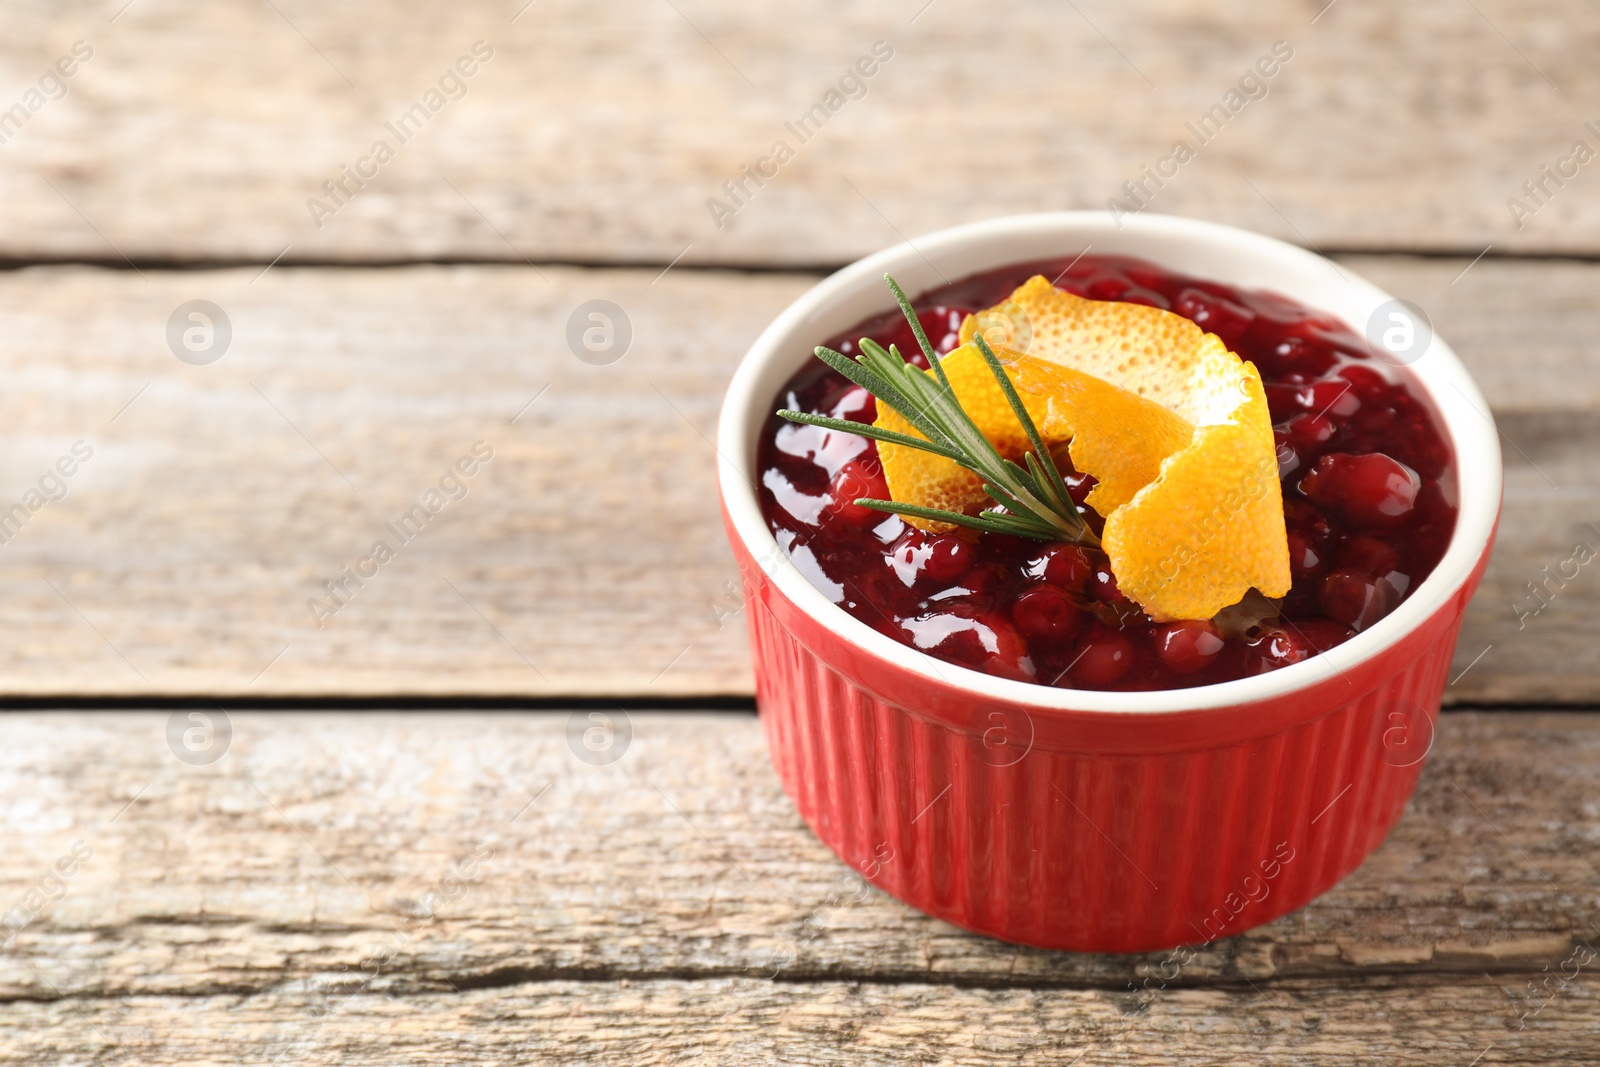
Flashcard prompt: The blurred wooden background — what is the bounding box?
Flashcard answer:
[0,0,1596,1063]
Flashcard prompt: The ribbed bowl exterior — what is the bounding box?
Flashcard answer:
[731,523,1490,953]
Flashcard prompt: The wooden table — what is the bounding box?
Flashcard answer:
[1,1,1596,1061]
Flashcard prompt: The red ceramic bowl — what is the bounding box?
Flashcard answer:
[717,213,1501,953]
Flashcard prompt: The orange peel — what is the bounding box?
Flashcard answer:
[875,275,1289,621]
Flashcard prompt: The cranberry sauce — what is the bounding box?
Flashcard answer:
[756,255,1458,691]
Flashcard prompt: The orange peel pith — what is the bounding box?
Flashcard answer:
[875,275,1289,621]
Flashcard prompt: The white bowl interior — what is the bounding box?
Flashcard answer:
[717,212,1502,714]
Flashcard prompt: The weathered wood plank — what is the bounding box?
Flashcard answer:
[1,711,1595,1002]
[1352,255,1600,417]
[0,263,796,696]
[3,0,1598,264]
[0,257,1591,698]
[0,978,1591,1066]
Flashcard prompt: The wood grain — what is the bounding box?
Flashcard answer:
[0,262,800,697]
[3,0,1598,266]
[1,979,1592,1066]
[0,710,1595,1064]
[0,711,1595,999]
[0,256,1592,699]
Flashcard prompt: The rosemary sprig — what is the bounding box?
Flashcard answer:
[776,274,1099,546]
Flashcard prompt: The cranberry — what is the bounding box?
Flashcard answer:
[954,565,998,596]
[1355,407,1399,436]
[1086,274,1131,300]
[822,459,888,528]
[1012,584,1083,643]
[1318,569,1399,630]
[1063,470,1096,508]
[1283,499,1332,543]
[1032,544,1092,592]
[906,610,1033,681]
[1294,620,1356,652]
[1337,363,1391,400]
[1287,413,1335,453]
[1247,627,1313,671]
[1155,620,1224,674]
[1010,528,1062,555]
[1124,263,1168,289]
[1264,335,1337,378]
[1284,318,1345,343]
[923,535,976,584]
[1264,384,1302,423]
[1071,627,1134,686]
[978,617,1035,681]
[1299,452,1421,525]
[1337,535,1400,577]
[1087,564,1125,603]
[1286,531,1325,581]
[1298,379,1361,419]
[1175,287,1257,341]
[1055,256,1099,284]
[1275,433,1301,480]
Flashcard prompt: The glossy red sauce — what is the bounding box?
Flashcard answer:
[757,255,1458,691]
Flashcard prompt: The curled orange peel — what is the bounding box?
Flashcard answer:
[875,275,1289,621]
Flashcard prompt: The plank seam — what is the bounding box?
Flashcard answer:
[6,247,1600,274]
[0,695,763,712]
[0,962,1571,1001]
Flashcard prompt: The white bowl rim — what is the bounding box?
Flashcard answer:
[717,212,1502,715]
